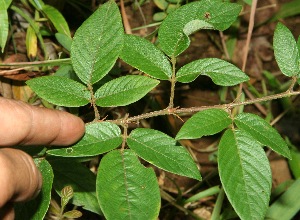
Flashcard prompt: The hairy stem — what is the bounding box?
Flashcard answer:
[168,56,177,108]
[87,84,100,120]
[110,89,300,125]
[121,114,129,151]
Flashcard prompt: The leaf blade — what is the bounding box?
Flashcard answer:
[176,58,249,86]
[0,0,11,52]
[51,159,102,215]
[95,75,159,107]
[120,34,172,80]
[158,0,241,56]
[42,4,71,37]
[218,129,272,220]
[175,109,231,140]
[71,0,124,84]
[234,112,291,159]
[27,76,90,107]
[127,128,201,180]
[273,22,300,77]
[97,150,161,220]
[47,122,122,157]
[15,159,53,220]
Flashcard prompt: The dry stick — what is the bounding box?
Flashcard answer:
[240,3,276,16]
[241,0,257,73]
[219,31,230,60]
[0,67,32,75]
[120,0,132,34]
[237,0,267,115]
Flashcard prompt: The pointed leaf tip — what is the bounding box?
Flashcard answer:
[127,128,201,180]
[120,34,172,80]
[27,76,90,107]
[273,22,300,77]
[95,75,159,107]
[234,112,291,159]
[176,58,249,85]
[176,108,231,140]
[71,1,124,84]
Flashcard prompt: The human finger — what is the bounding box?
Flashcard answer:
[0,97,85,146]
[0,148,42,208]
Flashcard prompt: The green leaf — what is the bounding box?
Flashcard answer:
[127,128,201,180]
[158,0,242,56]
[29,0,45,10]
[63,210,82,218]
[27,76,90,107]
[273,22,300,77]
[95,75,159,107]
[61,185,74,211]
[10,5,47,58]
[0,0,11,53]
[234,112,291,159]
[55,33,72,51]
[42,4,71,37]
[97,150,160,220]
[289,148,300,178]
[298,36,300,53]
[71,0,124,85]
[266,178,300,220]
[15,159,53,220]
[175,109,231,140]
[51,159,102,215]
[218,129,272,220]
[176,58,249,86]
[154,0,168,10]
[120,34,172,80]
[269,0,300,22]
[47,122,122,157]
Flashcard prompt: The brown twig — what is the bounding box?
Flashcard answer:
[108,89,300,125]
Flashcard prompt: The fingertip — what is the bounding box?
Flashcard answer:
[50,111,85,146]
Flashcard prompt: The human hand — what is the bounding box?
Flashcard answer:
[0,97,85,220]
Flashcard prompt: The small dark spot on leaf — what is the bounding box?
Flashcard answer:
[204,12,211,20]
[66,148,73,154]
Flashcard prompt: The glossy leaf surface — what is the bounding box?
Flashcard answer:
[176,109,231,140]
[95,75,159,107]
[234,112,291,159]
[42,4,71,36]
[47,122,122,157]
[0,0,11,52]
[71,0,124,84]
[176,58,249,86]
[127,128,201,180]
[55,33,72,51]
[218,129,272,220]
[51,159,102,215]
[97,150,160,220]
[120,34,172,80]
[273,22,300,77]
[15,159,53,220]
[158,0,241,56]
[27,76,90,107]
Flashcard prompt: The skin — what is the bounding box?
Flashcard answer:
[0,97,85,219]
